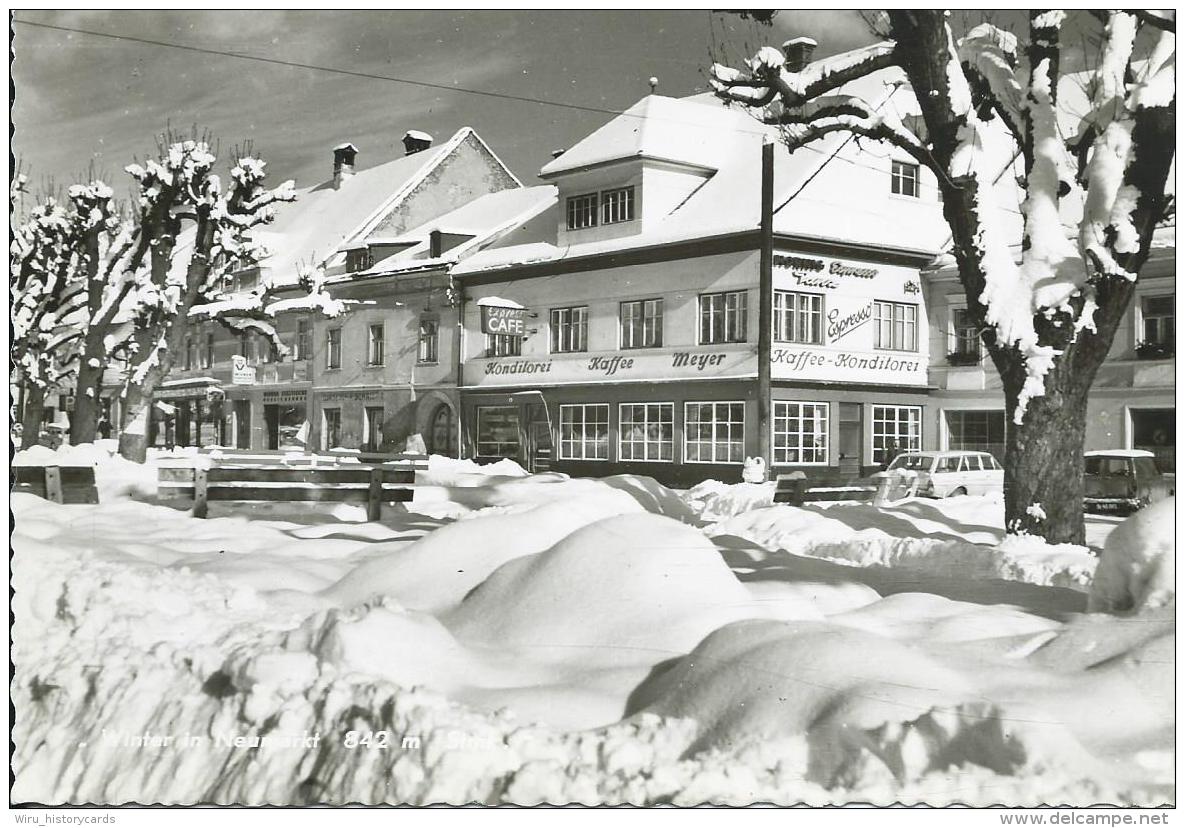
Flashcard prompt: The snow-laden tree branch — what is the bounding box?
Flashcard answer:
[711,41,898,110]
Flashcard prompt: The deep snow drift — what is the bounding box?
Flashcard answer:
[10,449,1174,805]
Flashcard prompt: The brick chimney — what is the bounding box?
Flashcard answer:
[783,37,818,72]
[333,143,358,188]
[403,130,434,156]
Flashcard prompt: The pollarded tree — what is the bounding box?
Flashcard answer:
[112,140,345,462]
[711,10,1175,544]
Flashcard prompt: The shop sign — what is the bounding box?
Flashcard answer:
[319,389,383,402]
[263,391,309,404]
[231,355,257,385]
[481,305,527,336]
[771,346,927,386]
[472,345,757,386]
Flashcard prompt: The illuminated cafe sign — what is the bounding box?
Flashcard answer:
[480,304,527,336]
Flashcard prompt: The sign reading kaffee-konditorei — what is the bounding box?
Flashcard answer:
[471,345,757,386]
[480,305,527,336]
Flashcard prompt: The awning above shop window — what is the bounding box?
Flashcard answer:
[153,377,223,401]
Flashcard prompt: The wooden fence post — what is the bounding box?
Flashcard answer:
[193,467,209,518]
[44,466,63,504]
[367,467,382,522]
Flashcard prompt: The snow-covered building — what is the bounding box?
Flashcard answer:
[155,128,529,452]
[452,82,949,484]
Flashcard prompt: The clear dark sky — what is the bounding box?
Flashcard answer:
[11,10,883,193]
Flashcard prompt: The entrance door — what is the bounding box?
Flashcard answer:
[233,400,251,449]
[525,403,553,473]
[838,402,862,478]
[264,405,280,450]
[1131,408,1175,472]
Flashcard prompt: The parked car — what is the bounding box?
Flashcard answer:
[1084,449,1171,514]
[885,450,1004,498]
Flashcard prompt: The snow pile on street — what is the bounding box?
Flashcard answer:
[13,440,159,500]
[1089,498,1175,613]
[682,479,777,520]
[11,468,1173,806]
[706,496,1097,591]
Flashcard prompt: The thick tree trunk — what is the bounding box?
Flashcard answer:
[117,382,151,463]
[20,385,46,451]
[70,362,104,444]
[1000,361,1092,545]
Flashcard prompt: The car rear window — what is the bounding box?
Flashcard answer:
[1135,458,1161,480]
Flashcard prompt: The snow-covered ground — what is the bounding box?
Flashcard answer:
[10,448,1174,806]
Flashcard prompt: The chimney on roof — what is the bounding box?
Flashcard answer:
[403,130,434,156]
[333,143,358,189]
[550,149,566,159]
[783,37,818,72]
[429,229,443,258]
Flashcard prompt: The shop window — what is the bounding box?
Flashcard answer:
[559,404,609,460]
[600,186,635,225]
[699,291,747,344]
[773,291,823,344]
[322,408,342,451]
[891,160,920,197]
[566,193,598,230]
[873,301,918,351]
[619,403,674,462]
[476,406,520,457]
[485,333,521,358]
[946,410,1005,462]
[1131,408,1175,472]
[326,328,342,370]
[550,306,588,353]
[685,401,745,464]
[773,402,829,464]
[872,405,921,465]
[364,406,384,452]
[418,318,439,363]
[620,298,663,349]
[368,324,385,366]
[294,319,311,361]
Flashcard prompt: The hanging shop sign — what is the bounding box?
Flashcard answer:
[470,345,757,387]
[231,355,257,385]
[480,305,527,336]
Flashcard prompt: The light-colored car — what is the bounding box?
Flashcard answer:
[886,450,1004,498]
[1084,449,1171,514]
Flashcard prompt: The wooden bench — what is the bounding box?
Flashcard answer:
[159,453,428,519]
[773,472,893,506]
[12,464,99,504]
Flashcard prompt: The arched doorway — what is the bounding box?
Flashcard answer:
[429,403,457,457]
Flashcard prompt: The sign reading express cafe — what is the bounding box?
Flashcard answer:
[471,344,757,386]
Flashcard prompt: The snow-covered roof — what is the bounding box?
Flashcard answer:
[404,130,433,143]
[1085,449,1156,458]
[333,142,359,153]
[475,296,525,309]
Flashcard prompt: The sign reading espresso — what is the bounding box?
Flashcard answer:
[481,305,527,336]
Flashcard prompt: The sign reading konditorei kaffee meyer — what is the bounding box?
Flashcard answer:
[470,344,757,386]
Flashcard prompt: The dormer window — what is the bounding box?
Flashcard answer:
[566,193,598,230]
[601,186,635,224]
[346,247,374,273]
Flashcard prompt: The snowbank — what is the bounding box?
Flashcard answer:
[1089,498,1175,613]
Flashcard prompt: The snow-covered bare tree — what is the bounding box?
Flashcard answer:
[711,10,1175,544]
[111,139,345,462]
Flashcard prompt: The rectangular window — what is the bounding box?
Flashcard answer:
[322,408,342,451]
[773,402,829,464]
[1142,295,1175,345]
[326,328,342,370]
[872,405,922,465]
[485,333,521,358]
[295,319,311,361]
[239,333,250,361]
[364,406,384,452]
[619,403,674,462]
[203,333,215,369]
[773,291,824,344]
[685,401,746,464]
[550,306,589,353]
[259,335,276,364]
[891,160,920,197]
[947,409,1006,462]
[367,323,385,366]
[699,291,748,344]
[874,301,918,351]
[600,186,635,224]
[559,404,609,460]
[620,298,663,349]
[476,406,520,457]
[184,336,195,370]
[951,308,981,357]
[566,193,598,230]
[418,318,439,363]
[346,248,373,273]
